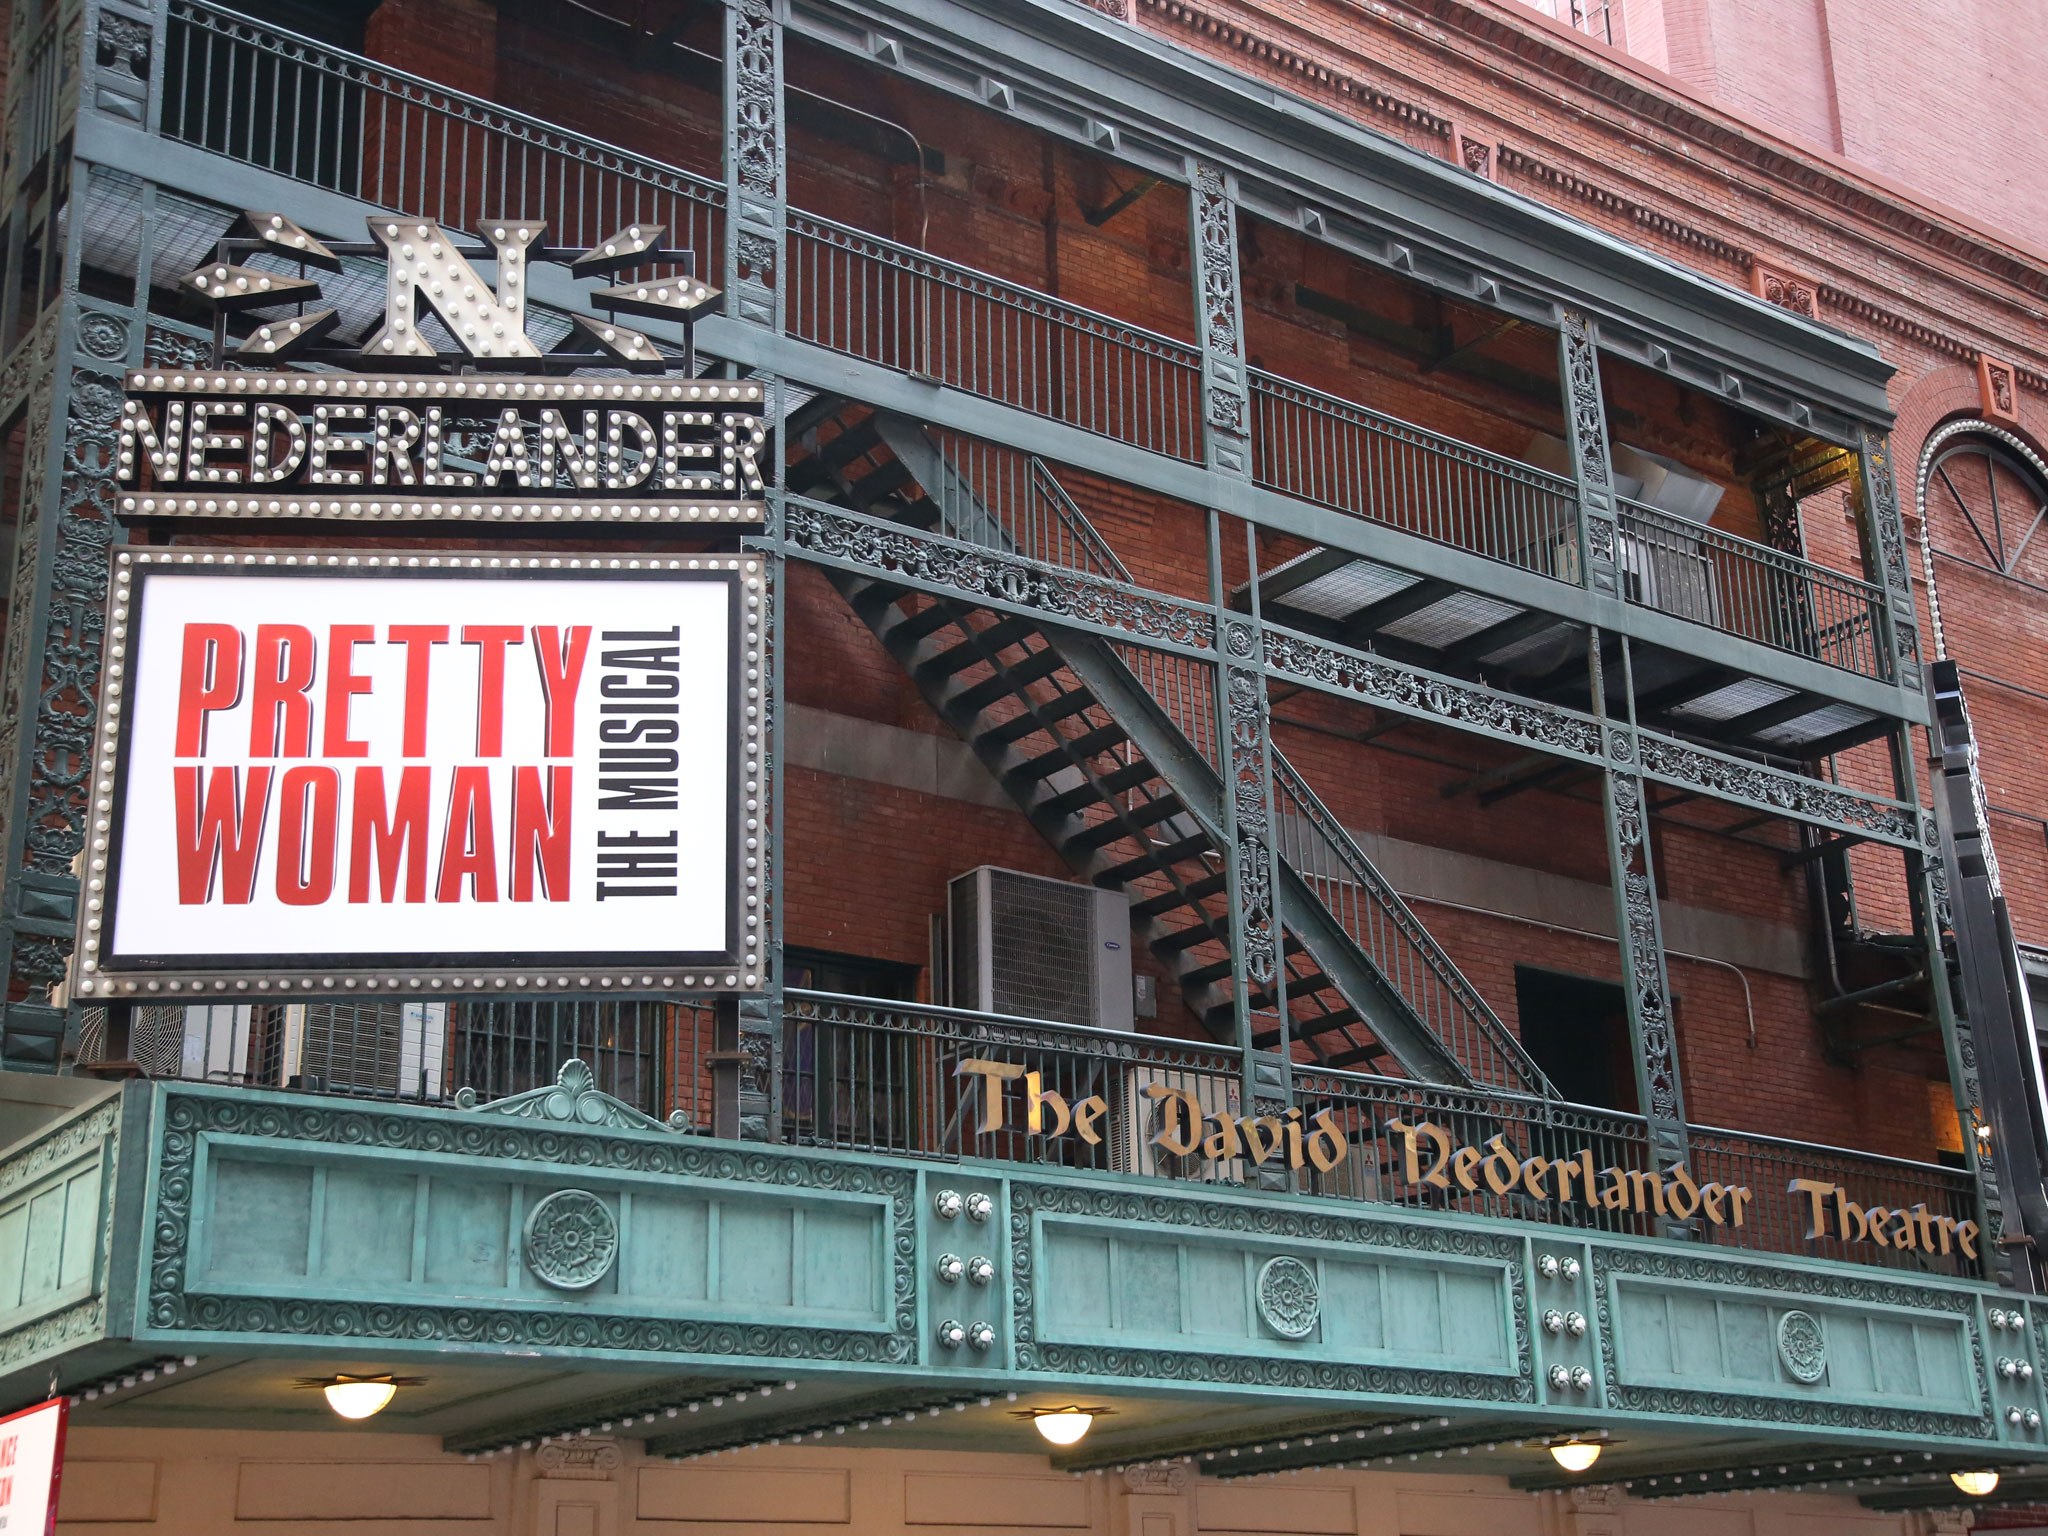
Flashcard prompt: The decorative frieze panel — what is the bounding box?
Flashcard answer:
[140,1087,917,1364]
[727,0,785,329]
[0,1096,119,1374]
[1189,163,1250,476]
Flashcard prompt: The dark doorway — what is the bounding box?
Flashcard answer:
[1515,965,1636,1112]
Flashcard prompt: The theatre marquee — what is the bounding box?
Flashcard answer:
[72,550,762,999]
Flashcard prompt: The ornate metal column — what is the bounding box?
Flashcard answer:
[1592,649,1690,1188]
[1556,308,1622,597]
[1188,162,1251,479]
[0,0,113,1067]
[1854,427,1924,693]
[724,0,785,332]
[1189,165,1287,1131]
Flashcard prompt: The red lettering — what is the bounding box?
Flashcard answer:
[389,625,448,757]
[248,624,316,756]
[175,623,242,756]
[532,625,591,758]
[511,765,572,901]
[349,766,430,903]
[463,624,525,757]
[322,624,374,758]
[275,766,339,905]
[173,765,271,904]
[437,766,498,902]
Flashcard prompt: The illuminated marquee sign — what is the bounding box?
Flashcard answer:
[73,551,763,999]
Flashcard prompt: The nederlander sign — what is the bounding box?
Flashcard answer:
[958,1061,1982,1260]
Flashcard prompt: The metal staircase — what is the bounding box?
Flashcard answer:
[787,402,1555,1096]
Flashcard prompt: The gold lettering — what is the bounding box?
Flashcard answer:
[1664,1165,1701,1221]
[1787,1178,1834,1239]
[1283,1108,1306,1170]
[1306,1110,1348,1173]
[1481,1137,1521,1197]
[955,1058,1025,1134]
[1520,1154,1553,1201]
[1452,1145,1484,1193]
[1388,1119,1452,1190]
[1598,1167,1633,1212]
[1146,1084,1203,1157]
[1073,1095,1107,1145]
[1698,1182,1726,1226]
[1203,1112,1245,1162]
[1241,1117,1285,1165]
[1958,1220,1981,1261]
[1024,1072,1070,1137]
[1625,1170,1667,1217]
[1832,1188,1871,1244]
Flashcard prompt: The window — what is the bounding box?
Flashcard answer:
[1515,966,1637,1111]
[1521,0,1615,44]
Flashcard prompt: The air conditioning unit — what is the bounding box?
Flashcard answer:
[1120,1064,1243,1182]
[273,1001,448,1097]
[1551,528,1717,625]
[948,866,1135,1030]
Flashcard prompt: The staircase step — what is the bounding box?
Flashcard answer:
[1097,833,1213,887]
[1043,758,1155,816]
[1132,872,1227,919]
[918,618,1038,680]
[880,599,968,649]
[986,689,1095,746]
[1292,1006,1365,1039]
[953,647,1068,713]
[817,421,883,473]
[1012,724,1129,783]
[850,457,916,502]
[1063,793,1187,852]
[1154,918,1227,955]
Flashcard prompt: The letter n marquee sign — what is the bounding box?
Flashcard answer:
[72,211,769,1000]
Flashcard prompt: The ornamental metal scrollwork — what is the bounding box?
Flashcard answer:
[1559,310,1613,499]
[1608,770,1682,1131]
[1256,1255,1320,1340]
[455,1057,693,1133]
[1262,627,1603,759]
[524,1189,621,1290]
[733,0,779,202]
[1225,664,1276,985]
[1193,165,1239,358]
[787,499,1215,651]
[1859,427,1909,594]
[1635,736,1918,846]
[1776,1309,1827,1383]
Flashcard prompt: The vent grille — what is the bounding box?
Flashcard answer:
[298,1002,407,1095]
[986,869,1096,1026]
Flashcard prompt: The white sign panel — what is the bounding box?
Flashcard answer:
[76,551,762,997]
[0,1398,66,1536]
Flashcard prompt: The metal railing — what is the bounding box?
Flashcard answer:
[788,212,1204,462]
[1617,498,1889,681]
[81,998,712,1125]
[162,0,726,275]
[1250,370,1581,579]
[782,991,1983,1276]
[1269,752,1557,1099]
[924,429,1136,581]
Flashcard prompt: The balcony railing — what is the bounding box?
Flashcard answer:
[1617,497,1889,680]
[162,0,726,277]
[1250,369,1582,581]
[787,212,1205,462]
[81,993,1980,1276]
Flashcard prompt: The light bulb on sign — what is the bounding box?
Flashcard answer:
[1950,1470,1999,1497]
[1548,1440,1603,1473]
